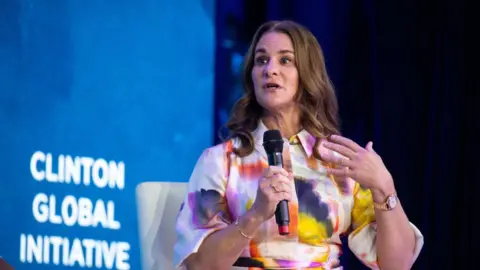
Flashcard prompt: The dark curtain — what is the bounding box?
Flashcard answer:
[215,0,475,269]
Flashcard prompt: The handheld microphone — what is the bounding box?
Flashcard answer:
[263,129,290,235]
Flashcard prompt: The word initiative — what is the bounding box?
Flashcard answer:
[19,151,131,269]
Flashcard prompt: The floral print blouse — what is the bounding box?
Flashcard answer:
[173,121,424,269]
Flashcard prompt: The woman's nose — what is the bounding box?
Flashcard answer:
[264,61,279,77]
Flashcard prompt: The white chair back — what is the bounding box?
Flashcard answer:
[136,181,187,270]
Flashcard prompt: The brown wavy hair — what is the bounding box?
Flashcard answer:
[225,20,341,159]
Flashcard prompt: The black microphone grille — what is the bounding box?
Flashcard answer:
[263,129,284,153]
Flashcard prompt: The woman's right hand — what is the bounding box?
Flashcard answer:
[250,166,294,222]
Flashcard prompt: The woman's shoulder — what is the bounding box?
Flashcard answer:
[199,138,240,160]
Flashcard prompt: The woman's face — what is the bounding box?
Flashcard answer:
[251,31,299,114]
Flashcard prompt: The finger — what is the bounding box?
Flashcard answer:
[278,192,292,202]
[321,152,355,168]
[261,172,292,193]
[270,184,293,201]
[366,141,374,152]
[268,183,288,194]
[323,141,356,159]
[272,174,293,187]
[265,166,289,177]
[328,135,364,153]
[326,167,356,179]
[270,175,293,192]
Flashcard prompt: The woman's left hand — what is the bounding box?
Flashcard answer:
[320,134,394,193]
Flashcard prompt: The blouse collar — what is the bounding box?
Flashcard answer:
[252,120,317,158]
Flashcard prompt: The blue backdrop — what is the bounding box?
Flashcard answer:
[0,0,215,269]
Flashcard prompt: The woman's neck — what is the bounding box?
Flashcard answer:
[262,110,302,139]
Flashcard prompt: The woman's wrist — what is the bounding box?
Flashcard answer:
[235,208,264,239]
[371,178,396,203]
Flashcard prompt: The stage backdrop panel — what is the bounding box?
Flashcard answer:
[0,0,215,269]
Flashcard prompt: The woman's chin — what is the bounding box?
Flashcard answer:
[263,107,297,117]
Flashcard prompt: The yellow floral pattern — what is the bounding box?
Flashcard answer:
[298,212,329,246]
[351,185,376,236]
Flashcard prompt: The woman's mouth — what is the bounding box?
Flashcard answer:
[264,83,281,90]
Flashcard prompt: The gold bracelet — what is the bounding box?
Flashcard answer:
[234,219,253,239]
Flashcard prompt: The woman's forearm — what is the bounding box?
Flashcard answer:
[184,209,264,270]
[372,187,416,270]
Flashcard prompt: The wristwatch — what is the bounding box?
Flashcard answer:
[373,193,398,211]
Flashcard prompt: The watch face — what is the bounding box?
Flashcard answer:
[387,195,397,209]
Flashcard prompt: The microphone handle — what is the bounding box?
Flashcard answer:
[267,152,290,235]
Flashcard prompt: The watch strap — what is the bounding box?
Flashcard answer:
[373,193,397,211]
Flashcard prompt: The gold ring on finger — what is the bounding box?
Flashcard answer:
[269,183,279,193]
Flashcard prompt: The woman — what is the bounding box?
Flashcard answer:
[173,20,423,269]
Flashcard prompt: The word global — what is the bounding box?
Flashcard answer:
[32,193,120,229]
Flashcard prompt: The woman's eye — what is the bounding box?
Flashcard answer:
[255,56,268,65]
[281,57,292,64]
